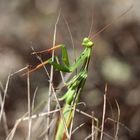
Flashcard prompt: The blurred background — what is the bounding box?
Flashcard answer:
[0,0,140,140]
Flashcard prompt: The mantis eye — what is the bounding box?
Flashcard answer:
[87,41,94,47]
[83,37,89,42]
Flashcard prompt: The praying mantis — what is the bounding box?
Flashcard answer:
[23,6,132,140]
[27,37,94,140]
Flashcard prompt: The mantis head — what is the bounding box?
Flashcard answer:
[82,37,94,48]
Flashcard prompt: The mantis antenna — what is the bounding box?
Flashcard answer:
[89,4,133,40]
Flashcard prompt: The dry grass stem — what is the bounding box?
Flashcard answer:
[100,84,108,140]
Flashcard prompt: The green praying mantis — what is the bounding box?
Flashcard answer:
[27,37,94,140]
[23,6,132,140]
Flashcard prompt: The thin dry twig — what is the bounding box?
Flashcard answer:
[31,87,38,112]
[106,94,116,135]
[17,109,61,121]
[71,123,86,135]
[45,10,70,139]
[105,118,132,132]
[10,66,28,76]
[6,113,27,140]
[27,68,32,140]
[0,90,9,136]
[0,74,11,123]
[100,83,108,140]
[84,127,114,140]
[30,45,50,78]
[114,100,120,140]
[92,111,95,140]
[6,108,60,140]
[46,11,60,139]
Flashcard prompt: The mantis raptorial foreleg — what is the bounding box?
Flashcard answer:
[25,38,94,75]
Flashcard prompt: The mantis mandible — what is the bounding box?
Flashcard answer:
[23,6,132,140]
